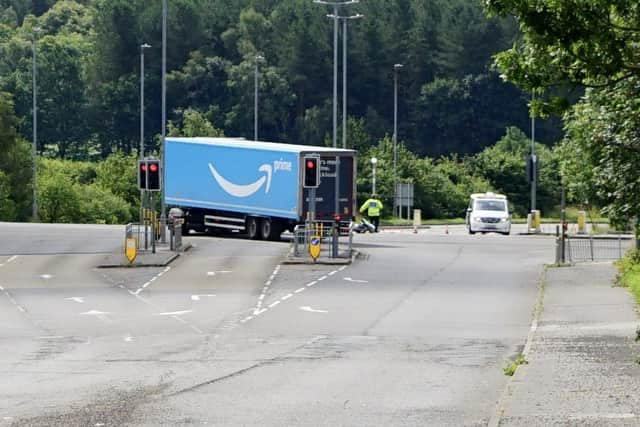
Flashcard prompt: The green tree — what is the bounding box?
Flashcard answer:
[0,91,32,221]
[167,109,225,137]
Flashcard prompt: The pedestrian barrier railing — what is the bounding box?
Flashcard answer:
[292,221,353,260]
[556,234,634,263]
[125,219,182,254]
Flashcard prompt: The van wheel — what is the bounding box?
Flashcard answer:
[468,228,475,235]
[246,217,259,240]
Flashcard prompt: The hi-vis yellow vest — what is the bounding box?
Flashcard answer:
[360,198,382,216]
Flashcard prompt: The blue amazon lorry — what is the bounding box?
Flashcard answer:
[164,137,357,240]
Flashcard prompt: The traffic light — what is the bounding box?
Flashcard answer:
[303,156,320,188]
[138,160,147,190]
[147,159,161,191]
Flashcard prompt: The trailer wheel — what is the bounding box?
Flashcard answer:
[260,218,273,240]
[246,217,260,240]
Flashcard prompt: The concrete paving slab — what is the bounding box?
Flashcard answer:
[494,262,640,426]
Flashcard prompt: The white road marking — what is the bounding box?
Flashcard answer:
[282,293,293,301]
[155,310,193,316]
[65,297,85,303]
[0,285,4,291]
[131,266,172,295]
[189,325,203,334]
[79,310,112,323]
[300,306,328,313]
[339,266,347,271]
[294,287,305,294]
[7,255,17,263]
[269,301,281,308]
[306,281,318,287]
[191,294,216,301]
[254,308,267,316]
[124,335,134,342]
[317,275,328,281]
[344,277,368,283]
[40,274,53,280]
[328,270,337,276]
[241,316,254,323]
[80,310,110,316]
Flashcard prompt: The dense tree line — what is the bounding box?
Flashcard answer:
[0,0,571,223]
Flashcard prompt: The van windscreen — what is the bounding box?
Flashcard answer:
[475,199,506,211]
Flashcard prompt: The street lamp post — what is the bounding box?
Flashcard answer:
[530,92,537,213]
[371,157,377,194]
[31,27,41,222]
[314,0,359,218]
[393,63,403,218]
[140,43,151,159]
[160,0,167,242]
[139,43,151,225]
[254,54,264,141]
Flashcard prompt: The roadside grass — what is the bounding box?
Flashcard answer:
[503,354,528,376]
[615,249,640,305]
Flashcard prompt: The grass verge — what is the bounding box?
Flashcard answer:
[615,249,640,304]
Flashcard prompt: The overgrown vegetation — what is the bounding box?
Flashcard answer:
[616,249,640,305]
[503,354,528,377]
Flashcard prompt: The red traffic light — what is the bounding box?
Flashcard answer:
[140,164,147,171]
[306,160,315,169]
[149,163,158,173]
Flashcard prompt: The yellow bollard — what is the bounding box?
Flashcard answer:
[531,210,541,232]
[577,210,586,234]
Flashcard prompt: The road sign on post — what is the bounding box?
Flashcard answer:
[309,234,321,261]
[125,237,137,264]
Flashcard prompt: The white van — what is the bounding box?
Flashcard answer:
[465,192,511,235]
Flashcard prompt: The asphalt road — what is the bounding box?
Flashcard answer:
[0,222,553,426]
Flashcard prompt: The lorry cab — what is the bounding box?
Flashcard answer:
[465,192,511,235]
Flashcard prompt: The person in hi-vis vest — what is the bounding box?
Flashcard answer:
[359,194,383,232]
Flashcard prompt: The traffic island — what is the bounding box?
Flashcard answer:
[283,248,361,265]
[96,243,191,268]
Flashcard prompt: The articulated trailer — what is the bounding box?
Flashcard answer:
[164,137,357,240]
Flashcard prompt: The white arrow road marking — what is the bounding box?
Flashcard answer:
[40,274,53,280]
[154,310,193,316]
[344,277,368,283]
[191,294,216,301]
[80,310,112,323]
[65,297,84,303]
[207,270,232,277]
[124,335,134,342]
[300,306,328,314]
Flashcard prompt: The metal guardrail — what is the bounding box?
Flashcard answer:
[125,220,182,253]
[557,235,634,263]
[292,222,353,260]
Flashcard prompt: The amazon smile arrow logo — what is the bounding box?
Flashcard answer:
[209,163,272,198]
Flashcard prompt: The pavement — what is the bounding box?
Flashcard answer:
[493,262,640,426]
